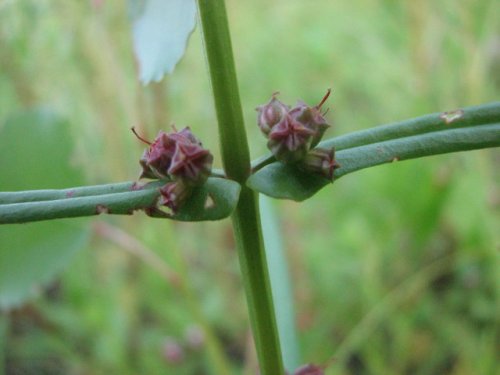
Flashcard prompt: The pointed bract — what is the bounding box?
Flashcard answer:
[256,93,290,135]
[300,147,340,181]
[168,141,213,186]
[159,181,192,213]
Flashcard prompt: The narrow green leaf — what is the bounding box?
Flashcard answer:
[0,178,241,223]
[0,182,137,204]
[0,109,90,310]
[321,101,500,151]
[130,0,196,83]
[335,123,500,178]
[247,123,500,201]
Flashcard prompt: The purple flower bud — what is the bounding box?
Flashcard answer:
[289,89,331,147]
[159,181,192,213]
[256,93,290,135]
[300,147,340,181]
[168,138,213,186]
[161,337,185,365]
[133,129,176,179]
[257,90,333,163]
[133,127,213,185]
[267,114,315,163]
[293,364,325,375]
[139,149,157,179]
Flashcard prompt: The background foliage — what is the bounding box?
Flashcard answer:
[0,0,498,374]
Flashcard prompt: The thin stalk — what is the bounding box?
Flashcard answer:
[197,1,284,374]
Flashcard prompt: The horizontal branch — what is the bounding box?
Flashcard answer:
[247,123,500,201]
[250,102,500,172]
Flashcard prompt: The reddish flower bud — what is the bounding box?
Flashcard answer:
[133,126,213,185]
[168,138,213,186]
[133,129,176,179]
[267,114,315,163]
[257,90,333,163]
[159,181,192,213]
[300,147,340,181]
[256,93,290,135]
[139,149,157,179]
[289,89,331,147]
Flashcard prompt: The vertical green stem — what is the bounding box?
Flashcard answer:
[196,1,285,374]
[0,314,6,375]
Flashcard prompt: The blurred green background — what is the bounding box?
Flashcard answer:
[0,0,499,374]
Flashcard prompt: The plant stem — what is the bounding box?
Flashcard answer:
[197,1,284,374]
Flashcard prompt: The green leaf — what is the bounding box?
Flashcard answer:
[0,178,241,223]
[248,163,328,202]
[247,123,500,201]
[0,109,90,310]
[320,101,500,151]
[149,177,241,221]
[130,0,197,83]
[260,196,301,371]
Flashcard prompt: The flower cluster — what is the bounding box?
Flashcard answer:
[133,126,213,212]
[256,90,340,180]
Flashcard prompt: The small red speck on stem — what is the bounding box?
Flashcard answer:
[96,204,110,215]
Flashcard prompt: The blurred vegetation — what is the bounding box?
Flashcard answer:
[0,0,499,374]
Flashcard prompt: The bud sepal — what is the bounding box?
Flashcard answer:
[267,114,315,163]
[299,147,340,181]
[256,93,289,135]
[158,181,192,213]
